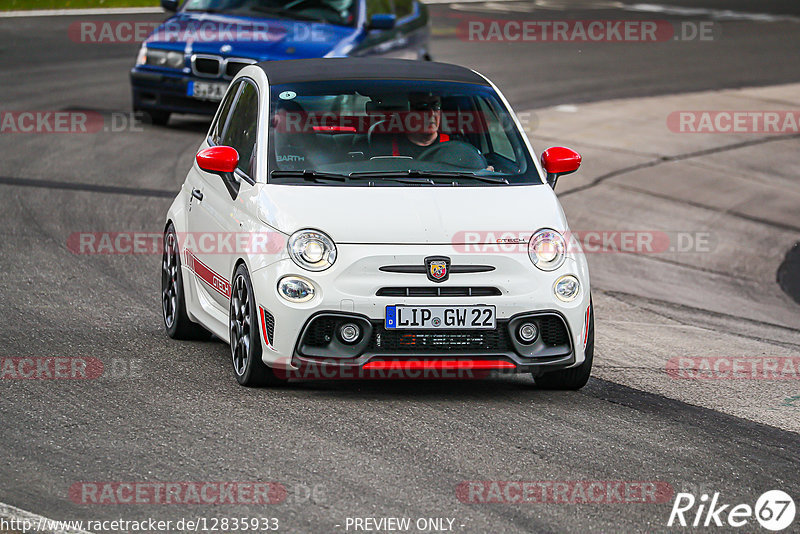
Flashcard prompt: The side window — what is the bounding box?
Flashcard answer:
[395,0,413,19]
[209,81,241,145]
[366,0,414,18]
[220,81,259,176]
[366,0,393,19]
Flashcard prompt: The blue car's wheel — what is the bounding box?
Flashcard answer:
[138,109,170,126]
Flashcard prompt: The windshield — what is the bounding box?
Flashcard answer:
[182,0,357,27]
[268,80,541,186]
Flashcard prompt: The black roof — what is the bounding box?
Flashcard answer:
[256,58,489,85]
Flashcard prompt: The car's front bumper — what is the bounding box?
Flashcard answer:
[249,244,591,377]
[130,68,224,116]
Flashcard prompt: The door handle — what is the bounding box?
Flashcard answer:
[192,189,203,201]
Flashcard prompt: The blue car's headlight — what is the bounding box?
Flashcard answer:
[137,46,184,69]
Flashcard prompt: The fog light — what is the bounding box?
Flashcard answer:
[339,323,361,344]
[517,322,538,344]
[554,275,580,302]
[278,276,315,303]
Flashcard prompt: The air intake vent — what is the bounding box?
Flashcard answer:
[192,55,222,77]
[537,315,569,346]
[376,287,501,297]
[225,58,255,78]
[261,308,276,345]
[369,322,513,352]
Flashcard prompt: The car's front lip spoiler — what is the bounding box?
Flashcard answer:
[291,351,576,373]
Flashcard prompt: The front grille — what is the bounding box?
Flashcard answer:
[376,287,501,297]
[379,265,495,274]
[369,322,512,352]
[297,315,571,359]
[193,56,221,76]
[538,315,569,346]
[225,59,255,78]
[304,316,338,347]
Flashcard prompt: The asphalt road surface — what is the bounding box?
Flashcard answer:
[1,1,799,532]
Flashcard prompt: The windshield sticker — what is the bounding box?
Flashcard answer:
[279,91,297,100]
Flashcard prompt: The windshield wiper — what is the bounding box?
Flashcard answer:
[349,170,509,184]
[462,175,509,184]
[350,170,457,178]
[270,170,349,183]
[376,177,436,185]
[248,5,328,22]
[184,8,226,13]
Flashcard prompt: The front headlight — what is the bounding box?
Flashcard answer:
[288,229,336,271]
[554,275,580,302]
[138,47,184,69]
[164,51,184,68]
[278,276,315,303]
[528,228,566,271]
[136,45,148,66]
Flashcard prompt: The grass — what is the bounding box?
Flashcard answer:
[1,0,160,10]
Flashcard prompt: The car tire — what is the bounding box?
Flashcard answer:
[139,109,170,126]
[161,224,211,340]
[229,264,287,387]
[534,301,594,390]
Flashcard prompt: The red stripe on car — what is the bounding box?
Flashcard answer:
[185,251,231,298]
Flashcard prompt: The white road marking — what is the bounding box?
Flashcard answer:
[0,7,163,18]
[554,104,579,113]
[0,0,515,14]
[0,501,93,534]
[423,0,523,4]
[623,3,800,23]
[443,0,800,21]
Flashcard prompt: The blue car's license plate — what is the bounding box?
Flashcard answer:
[187,81,227,101]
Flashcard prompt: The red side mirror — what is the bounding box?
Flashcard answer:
[196,146,239,174]
[541,146,581,176]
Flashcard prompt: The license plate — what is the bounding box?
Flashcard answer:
[188,81,227,101]
[385,305,496,330]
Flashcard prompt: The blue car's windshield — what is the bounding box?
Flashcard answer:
[268,80,541,186]
[182,0,357,26]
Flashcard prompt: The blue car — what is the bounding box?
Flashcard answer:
[131,0,430,125]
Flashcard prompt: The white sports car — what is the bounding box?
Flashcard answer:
[162,58,593,389]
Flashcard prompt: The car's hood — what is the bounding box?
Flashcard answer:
[258,184,568,244]
[144,12,355,59]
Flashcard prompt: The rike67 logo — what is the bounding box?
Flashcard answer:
[668,490,796,531]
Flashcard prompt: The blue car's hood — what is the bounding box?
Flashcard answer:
[145,12,356,60]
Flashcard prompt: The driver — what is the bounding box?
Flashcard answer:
[373,93,450,158]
